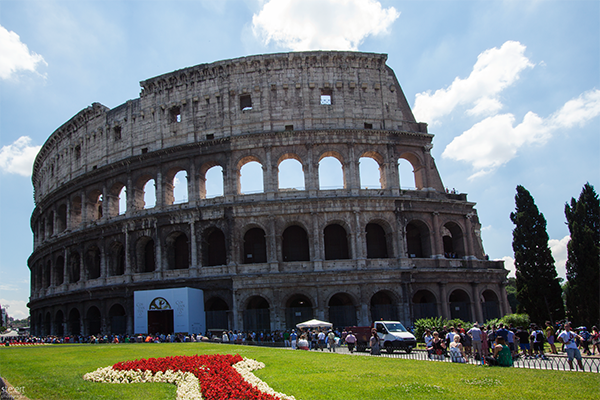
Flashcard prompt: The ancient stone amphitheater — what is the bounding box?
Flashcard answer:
[29,51,508,337]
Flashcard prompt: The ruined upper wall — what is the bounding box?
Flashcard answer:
[32,51,427,204]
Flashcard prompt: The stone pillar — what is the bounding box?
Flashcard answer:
[264,146,276,199]
[347,146,360,195]
[311,212,322,271]
[154,221,163,279]
[432,212,443,258]
[499,282,510,316]
[471,282,484,323]
[464,214,475,259]
[190,220,198,274]
[188,160,199,204]
[438,282,449,319]
[305,144,319,196]
[267,216,279,272]
[124,229,132,279]
[155,170,164,208]
[63,247,69,285]
[80,190,87,226]
[126,176,134,215]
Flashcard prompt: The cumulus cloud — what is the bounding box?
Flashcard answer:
[549,235,570,280]
[502,256,516,278]
[0,299,29,320]
[252,0,399,51]
[413,41,534,124]
[442,89,600,179]
[0,24,46,80]
[0,136,41,177]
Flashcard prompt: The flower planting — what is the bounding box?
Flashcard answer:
[83,354,295,400]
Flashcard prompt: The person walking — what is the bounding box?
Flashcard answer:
[369,328,381,355]
[345,330,357,353]
[558,322,585,371]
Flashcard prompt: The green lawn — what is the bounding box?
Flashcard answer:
[0,343,598,400]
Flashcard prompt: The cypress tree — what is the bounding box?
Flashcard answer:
[564,183,600,327]
[510,185,565,324]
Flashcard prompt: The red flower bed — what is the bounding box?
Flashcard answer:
[113,354,280,400]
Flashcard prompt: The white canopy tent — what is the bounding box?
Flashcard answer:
[295,319,333,329]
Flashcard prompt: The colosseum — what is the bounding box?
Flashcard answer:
[28,51,509,337]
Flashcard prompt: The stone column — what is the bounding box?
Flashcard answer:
[264,146,276,199]
[465,214,475,260]
[155,170,164,208]
[438,282,449,319]
[432,212,443,258]
[267,216,279,272]
[188,160,199,204]
[305,144,319,196]
[311,212,322,271]
[471,282,484,323]
[190,220,198,275]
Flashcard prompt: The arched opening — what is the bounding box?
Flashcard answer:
[44,312,52,336]
[136,236,155,273]
[166,232,189,270]
[278,158,305,190]
[442,222,465,258]
[243,227,267,264]
[57,204,67,232]
[69,251,81,283]
[371,291,396,321]
[118,186,127,215]
[88,190,103,220]
[71,195,82,226]
[172,170,188,204]
[205,297,229,332]
[203,228,226,267]
[482,290,500,321]
[318,156,344,190]
[285,295,313,329]
[54,310,64,337]
[282,225,310,261]
[324,223,350,260]
[406,220,431,258]
[54,256,65,285]
[44,260,51,288]
[204,165,224,198]
[108,183,126,217]
[108,242,125,276]
[412,290,438,320]
[109,304,127,335]
[398,158,416,190]
[47,211,54,236]
[329,293,356,328]
[240,161,264,194]
[86,306,102,335]
[366,223,388,258]
[243,296,270,332]
[143,179,156,209]
[449,289,472,322]
[85,245,101,280]
[68,308,81,335]
[359,157,382,189]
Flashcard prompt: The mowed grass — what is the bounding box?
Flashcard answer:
[1,343,599,400]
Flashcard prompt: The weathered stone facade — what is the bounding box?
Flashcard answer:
[28,51,508,336]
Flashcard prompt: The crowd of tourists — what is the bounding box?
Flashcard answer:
[421,321,599,370]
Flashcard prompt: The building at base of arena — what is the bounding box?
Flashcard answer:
[28,51,508,336]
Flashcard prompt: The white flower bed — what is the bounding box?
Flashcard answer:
[83,357,295,400]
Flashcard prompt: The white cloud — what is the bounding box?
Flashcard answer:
[502,256,516,278]
[0,299,29,320]
[0,24,46,80]
[549,235,570,280]
[0,136,41,177]
[442,89,600,179]
[413,41,534,124]
[252,0,399,51]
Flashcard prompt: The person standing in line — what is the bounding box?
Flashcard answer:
[327,330,336,352]
[317,329,326,351]
[558,322,585,371]
[290,329,298,350]
[468,323,483,360]
[545,321,557,354]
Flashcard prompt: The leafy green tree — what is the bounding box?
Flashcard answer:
[564,183,600,327]
[505,277,519,313]
[510,185,565,324]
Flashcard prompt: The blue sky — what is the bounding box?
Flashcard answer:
[0,0,598,320]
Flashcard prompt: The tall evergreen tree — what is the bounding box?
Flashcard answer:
[510,185,565,324]
[564,183,600,327]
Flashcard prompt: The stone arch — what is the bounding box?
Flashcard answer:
[54,255,65,285]
[284,293,314,329]
[397,152,424,190]
[70,194,82,227]
[205,297,230,332]
[85,245,101,280]
[54,309,65,336]
[449,288,472,322]
[57,204,67,232]
[108,303,127,334]
[412,289,438,320]
[442,221,465,259]
[44,260,51,288]
[277,154,305,190]
[202,227,227,267]
[166,231,189,270]
[165,166,188,205]
[86,306,102,335]
[243,295,271,332]
[108,181,126,217]
[359,151,385,189]
[199,161,224,199]
[47,211,54,236]
[481,289,501,321]
[406,219,431,258]
[136,236,156,273]
[68,251,81,283]
[282,224,310,262]
[243,226,267,264]
[328,292,357,328]
[318,151,345,190]
[68,308,81,335]
[370,290,398,321]
[44,311,52,336]
[237,155,264,195]
[133,173,156,210]
[87,189,103,220]
[108,241,125,276]
[366,221,390,258]
[323,223,350,260]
